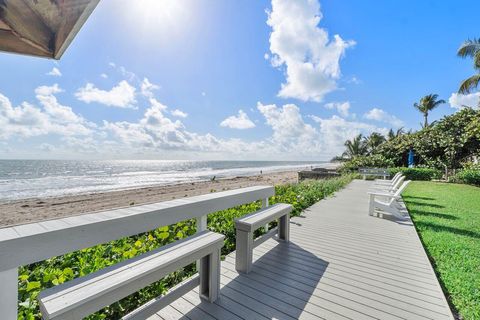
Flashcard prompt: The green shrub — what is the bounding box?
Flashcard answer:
[388,167,442,181]
[338,155,394,173]
[18,174,355,320]
[453,169,480,186]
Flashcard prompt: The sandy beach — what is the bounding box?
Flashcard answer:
[0,171,299,228]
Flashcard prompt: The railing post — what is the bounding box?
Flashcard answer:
[262,198,269,232]
[0,268,17,319]
[196,215,207,272]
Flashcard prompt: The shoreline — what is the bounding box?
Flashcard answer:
[0,170,300,228]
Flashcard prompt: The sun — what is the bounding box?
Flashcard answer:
[131,0,188,25]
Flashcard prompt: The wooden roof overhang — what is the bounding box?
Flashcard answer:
[0,0,100,59]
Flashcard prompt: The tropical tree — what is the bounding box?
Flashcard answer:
[387,127,404,140]
[364,132,386,154]
[342,134,367,159]
[413,94,445,128]
[457,38,480,95]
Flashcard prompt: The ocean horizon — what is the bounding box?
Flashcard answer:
[0,159,329,201]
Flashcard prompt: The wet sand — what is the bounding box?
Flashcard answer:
[0,171,298,228]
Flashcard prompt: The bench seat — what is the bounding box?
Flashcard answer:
[235,203,292,273]
[38,231,224,320]
[236,203,293,232]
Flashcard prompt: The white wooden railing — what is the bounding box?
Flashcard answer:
[0,185,275,319]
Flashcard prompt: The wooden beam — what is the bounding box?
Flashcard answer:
[0,0,54,56]
[0,19,10,30]
[54,0,100,59]
[0,29,51,57]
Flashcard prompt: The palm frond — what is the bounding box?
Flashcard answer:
[432,99,446,107]
[458,74,480,94]
[475,50,480,70]
[457,38,480,58]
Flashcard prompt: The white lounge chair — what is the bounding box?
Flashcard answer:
[368,180,411,220]
[374,172,402,185]
[369,175,405,193]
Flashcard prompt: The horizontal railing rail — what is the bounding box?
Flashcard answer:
[0,185,275,319]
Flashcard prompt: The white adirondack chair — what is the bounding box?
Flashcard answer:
[369,175,405,193]
[374,172,402,185]
[368,180,411,220]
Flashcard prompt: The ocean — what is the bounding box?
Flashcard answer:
[0,160,327,201]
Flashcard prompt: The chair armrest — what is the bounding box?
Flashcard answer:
[368,191,401,198]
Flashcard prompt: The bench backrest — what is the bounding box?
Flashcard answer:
[359,167,389,176]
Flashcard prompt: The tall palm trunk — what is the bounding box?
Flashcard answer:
[423,113,428,128]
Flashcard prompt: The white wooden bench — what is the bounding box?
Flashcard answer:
[38,231,224,320]
[235,203,292,273]
[358,167,389,180]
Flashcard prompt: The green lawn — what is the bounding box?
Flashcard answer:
[403,182,480,320]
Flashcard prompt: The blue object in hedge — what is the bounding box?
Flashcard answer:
[408,148,414,168]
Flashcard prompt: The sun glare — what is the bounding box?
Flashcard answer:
[131,0,189,28]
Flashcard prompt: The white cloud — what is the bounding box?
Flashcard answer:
[103,99,223,152]
[35,83,63,96]
[100,73,108,79]
[46,67,62,77]
[324,101,350,117]
[311,115,388,156]
[347,76,361,84]
[171,109,188,118]
[75,80,137,108]
[140,78,160,98]
[258,102,320,153]
[102,100,386,159]
[0,85,93,140]
[363,108,404,128]
[448,92,480,109]
[38,143,56,152]
[266,0,355,102]
[220,110,256,129]
[2,84,394,160]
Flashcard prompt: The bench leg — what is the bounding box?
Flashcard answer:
[278,213,290,242]
[235,229,253,274]
[199,249,221,302]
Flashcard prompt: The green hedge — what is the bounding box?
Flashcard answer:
[453,169,480,186]
[338,155,394,173]
[18,174,355,320]
[388,167,442,181]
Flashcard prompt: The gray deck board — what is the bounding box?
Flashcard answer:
[148,180,454,320]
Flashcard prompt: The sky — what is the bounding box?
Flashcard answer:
[0,0,479,161]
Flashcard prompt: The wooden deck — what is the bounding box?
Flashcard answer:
[147,180,454,320]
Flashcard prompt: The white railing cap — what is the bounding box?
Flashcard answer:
[0,185,274,271]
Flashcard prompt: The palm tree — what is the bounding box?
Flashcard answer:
[387,127,404,140]
[457,38,480,94]
[364,132,386,154]
[413,94,445,128]
[342,134,367,158]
